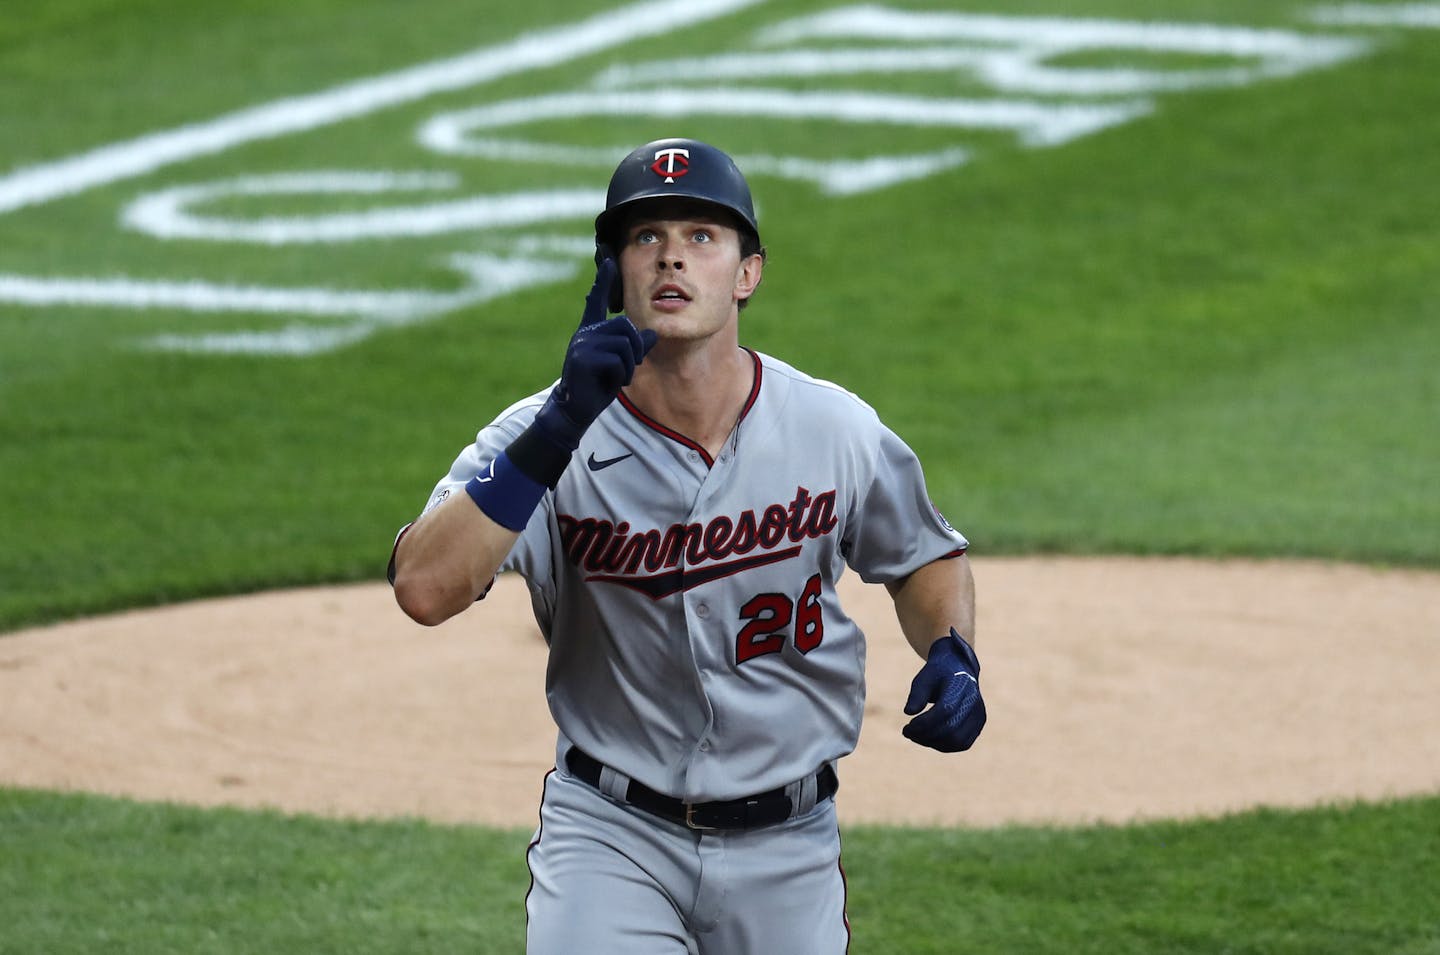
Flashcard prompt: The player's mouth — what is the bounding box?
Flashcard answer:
[650,284,692,310]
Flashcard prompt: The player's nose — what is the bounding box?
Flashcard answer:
[652,233,685,270]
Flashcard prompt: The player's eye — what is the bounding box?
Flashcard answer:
[635,229,658,244]
[692,229,712,243]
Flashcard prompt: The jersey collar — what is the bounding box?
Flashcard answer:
[617,348,763,468]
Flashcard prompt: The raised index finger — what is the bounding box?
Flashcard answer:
[581,257,617,329]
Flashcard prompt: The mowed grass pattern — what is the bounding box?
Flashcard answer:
[2,0,1438,950]
[2,788,1437,953]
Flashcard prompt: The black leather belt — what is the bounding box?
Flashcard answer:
[565,747,838,831]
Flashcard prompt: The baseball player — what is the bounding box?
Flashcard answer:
[390,138,985,954]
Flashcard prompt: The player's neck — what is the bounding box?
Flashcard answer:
[625,343,754,459]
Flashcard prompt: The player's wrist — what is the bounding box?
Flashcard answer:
[464,451,548,531]
[532,391,590,451]
[932,628,980,677]
[507,415,579,489]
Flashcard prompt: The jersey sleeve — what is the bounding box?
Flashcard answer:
[405,389,559,597]
[842,422,968,585]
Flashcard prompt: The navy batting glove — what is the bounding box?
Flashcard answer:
[533,257,657,452]
[902,628,986,753]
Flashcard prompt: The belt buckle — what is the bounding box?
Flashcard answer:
[684,804,719,831]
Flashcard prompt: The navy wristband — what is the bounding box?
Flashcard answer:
[464,452,547,532]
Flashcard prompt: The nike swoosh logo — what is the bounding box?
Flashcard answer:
[586,451,633,471]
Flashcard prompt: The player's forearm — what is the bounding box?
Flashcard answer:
[886,554,976,659]
[392,492,518,626]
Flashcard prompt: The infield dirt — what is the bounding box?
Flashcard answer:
[2,556,1437,827]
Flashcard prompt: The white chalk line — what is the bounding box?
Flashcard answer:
[0,250,580,355]
[0,0,760,352]
[0,3,1409,354]
[597,39,1365,96]
[0,273,447,317]
[418,87,1152,153]
[1310,3,1440,27]
[122,170,603,245]
[763,6,1367,52]
[0,0,765,216]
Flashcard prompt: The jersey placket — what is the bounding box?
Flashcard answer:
[679,444,743,795]
[617,394,746,798]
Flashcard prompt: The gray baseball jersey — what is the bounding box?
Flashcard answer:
[419,348,967,802]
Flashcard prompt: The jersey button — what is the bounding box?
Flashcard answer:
[688,451,701,462]
[699,740,711,752]
[695,602,710,619]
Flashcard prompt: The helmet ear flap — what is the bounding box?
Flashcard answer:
[594,241,623,313]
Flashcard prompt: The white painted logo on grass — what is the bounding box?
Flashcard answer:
[0,1,1411,355]
[1310,3,1440,27]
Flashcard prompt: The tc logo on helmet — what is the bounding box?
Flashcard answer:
[650,147,690,183]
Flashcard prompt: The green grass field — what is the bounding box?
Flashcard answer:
[3,789,1437,954]
[3,0,1438,950]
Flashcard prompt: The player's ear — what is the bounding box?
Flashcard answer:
[595,241,624,313]
[734,251,763,304]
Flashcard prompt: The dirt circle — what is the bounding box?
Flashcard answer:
[2,557,1437,828]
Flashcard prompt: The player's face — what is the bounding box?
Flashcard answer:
[618,203,762,343]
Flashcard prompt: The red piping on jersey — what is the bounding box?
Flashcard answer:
[617,348,763,468]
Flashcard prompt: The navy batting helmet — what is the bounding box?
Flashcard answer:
[593,138,761,312]
[594,137,760,258]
